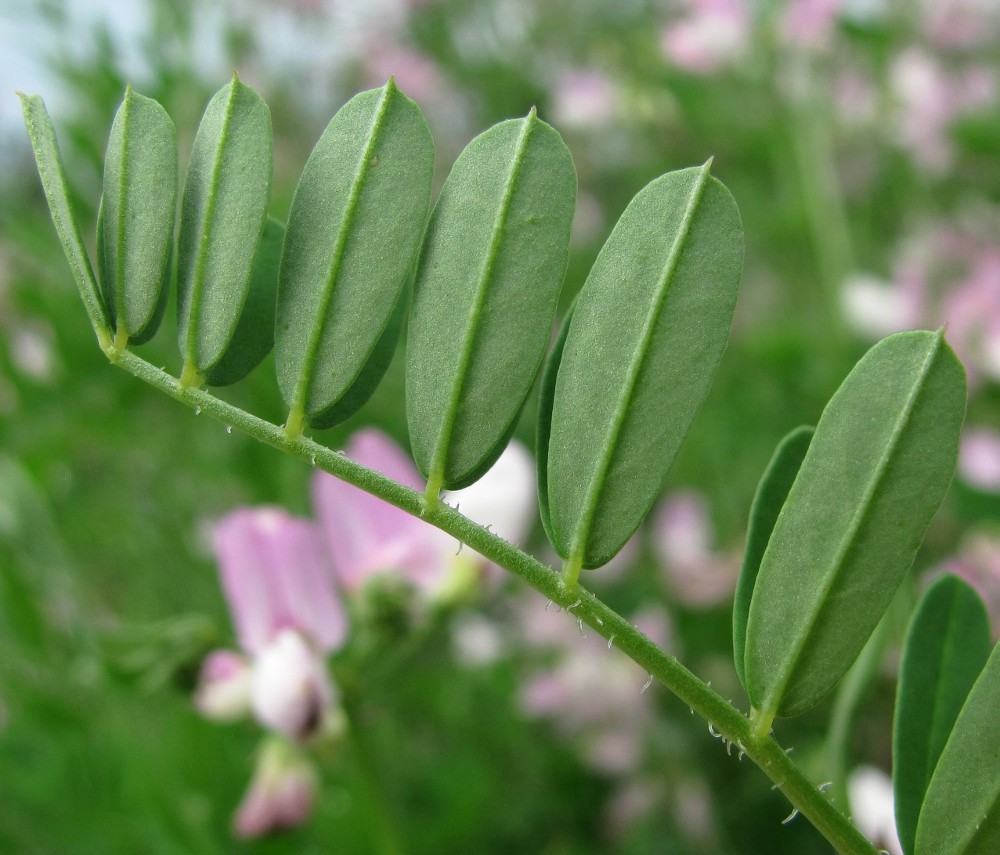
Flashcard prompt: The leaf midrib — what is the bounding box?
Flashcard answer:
[923,651,1000,855]
[426,111,537,488]
[289,82,396,419]
[566,163,711,565]
[113,86,132,332]
[183,80,240,369]
[923,588,962,790]
[761,333,942,717]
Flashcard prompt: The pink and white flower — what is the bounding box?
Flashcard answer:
[196,507,347,741]
[959,427,1000,492]
[653,491,739,608]
[312,429,536,603]
[660,0,751,76]
[233,738,318,839]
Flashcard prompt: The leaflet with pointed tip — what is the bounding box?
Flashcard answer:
[406,111,576,491]
[177,77,273,379]
[545,163,743,569]
[275,80,434,429]
[100,85,177,344]
[745,330,967,720]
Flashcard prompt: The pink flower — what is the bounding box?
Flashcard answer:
[550,70,617,129]
[194,650,253,721]
[889,50,997,172]
[959,427,1000,492]
[214,508,347,655]
[312,429,536,602]
[517,597,671,776]
[233,738,318,839]
[197,508,347,740]
[653,491,739,608]
[363,44,444,103]
[845,214,1000,385]
[919,0,1000,51]
[940,533,1000,636]
[940,252,1000,384]
[660,0,750,75]
[251,629,337,738]
[778,0,841,51]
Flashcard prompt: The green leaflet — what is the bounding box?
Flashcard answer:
[537,300,577,546]
[916,638,1000,855]
[275,80,434,431]
[733,425,814,693]
[18,93,110,345]
[894,575,990,855]
[100,85,177,345]
[545,163,743,571]
[306,281,410,429]
[202,217,285,387]
[177,76,272,381]
[745,330,967,721]
[406,110,576,493]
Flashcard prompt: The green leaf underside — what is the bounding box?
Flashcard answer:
[546,164,743,568]
[18,93,109,337]
[275,80,434,424]
[177,77,272,373]
[916,638,1000,855]
[733,425,814,692]
[307,281,409,429]
[745,330,967,719]
[203,217,285,386]
[406,112,576,490]
[894,575,990,855]
[537,300,578,545]
[101,86,177,342]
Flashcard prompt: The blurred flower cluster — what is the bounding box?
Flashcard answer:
[193,429,535,836]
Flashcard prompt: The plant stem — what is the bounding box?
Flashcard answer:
[105,346,879,855]
[342,695,407,855]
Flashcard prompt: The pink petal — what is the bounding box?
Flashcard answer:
[213,508,346,654]
[312,429,453,592]
[233,739,317,838]
[960,427,1000,492]
[194,649,252,722]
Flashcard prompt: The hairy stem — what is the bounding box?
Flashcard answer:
[104,344,878,855]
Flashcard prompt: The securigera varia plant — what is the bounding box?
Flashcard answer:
[20,75,1000,855]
